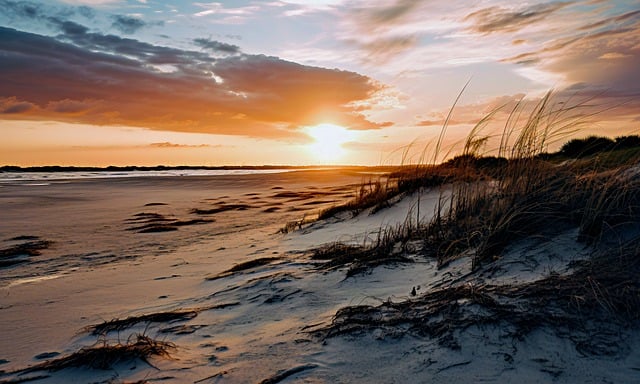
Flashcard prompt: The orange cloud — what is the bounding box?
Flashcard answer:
[0,25,386,139]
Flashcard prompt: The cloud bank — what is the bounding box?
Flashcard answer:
[0,22,385,139]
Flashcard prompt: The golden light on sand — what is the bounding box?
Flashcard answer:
[305,123,355,163]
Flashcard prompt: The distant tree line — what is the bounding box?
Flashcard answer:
[444,134,640,172]
[559,135,640,158]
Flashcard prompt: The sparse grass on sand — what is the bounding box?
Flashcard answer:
[315,239,640,355]
[17,335,175,373]
[0,237,52,267]
[190,204,253,215]
[86,310,200,336]
[205,256,281,280]
[124,212,214,233]
[310,224,415,277]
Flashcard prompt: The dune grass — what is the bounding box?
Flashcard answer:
[305,90,640,277]
[412,92,634,268]
[305,89,640,360]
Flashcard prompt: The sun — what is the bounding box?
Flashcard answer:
[305,123,354,163]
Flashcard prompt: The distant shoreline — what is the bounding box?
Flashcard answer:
[0,165,395,173]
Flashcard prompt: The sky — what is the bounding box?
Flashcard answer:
[1,0,638,166]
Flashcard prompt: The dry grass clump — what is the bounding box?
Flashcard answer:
[258,364,317,384]
[318,179,399,220]
[0,237,52,267]
[125,212,213,233]
[279,214,317,234]
[206,257,281,280]
[311,222,416,276]
[316,240,640,355]
[224,257,281,273]
[86,310,199,335]
[190,204,252,215]
[20,335,175,372]
[316,163,471,222]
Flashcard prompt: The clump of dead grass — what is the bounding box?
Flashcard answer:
[311,221,417,277]
[86,310,200,336]
[317,179,399,220]
[206,257,281,280]
[125,212,213,233]
[0,237,52,267]
[190,204,253,215]
[19,335,175,372]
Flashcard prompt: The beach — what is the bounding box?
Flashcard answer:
[3,0,639,381]
[1,168,639,383]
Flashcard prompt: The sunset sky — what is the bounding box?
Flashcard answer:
[1,0,638,166]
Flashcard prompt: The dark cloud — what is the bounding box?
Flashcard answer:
[0,26,384,138]
[47,99,91,114]
[578,9,640,31]
[0,0,43,20]
[1,97,35,114]
[193,38,241,55]
[344,0,424,62]
[465,2,572,34]
[1,1,155,38]
[111,15,146,35]
[494,3,640,117]
[0,0,92,24]
[47,22,214,67]
[503,22,640,100]
[357,35,419,62]
[76,6,94,19]
[361,0,422,25]
[56,19,89,36]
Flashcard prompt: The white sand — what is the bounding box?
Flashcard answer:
[1,170,638,383]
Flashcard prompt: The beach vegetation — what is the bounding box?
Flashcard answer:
[16,335,175,372]
[205,256,281,280]
[0,237,52,268]
[86,310,200,336]
[315,239,640,355]
[305,88,640,362]
[307,90,640,275]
